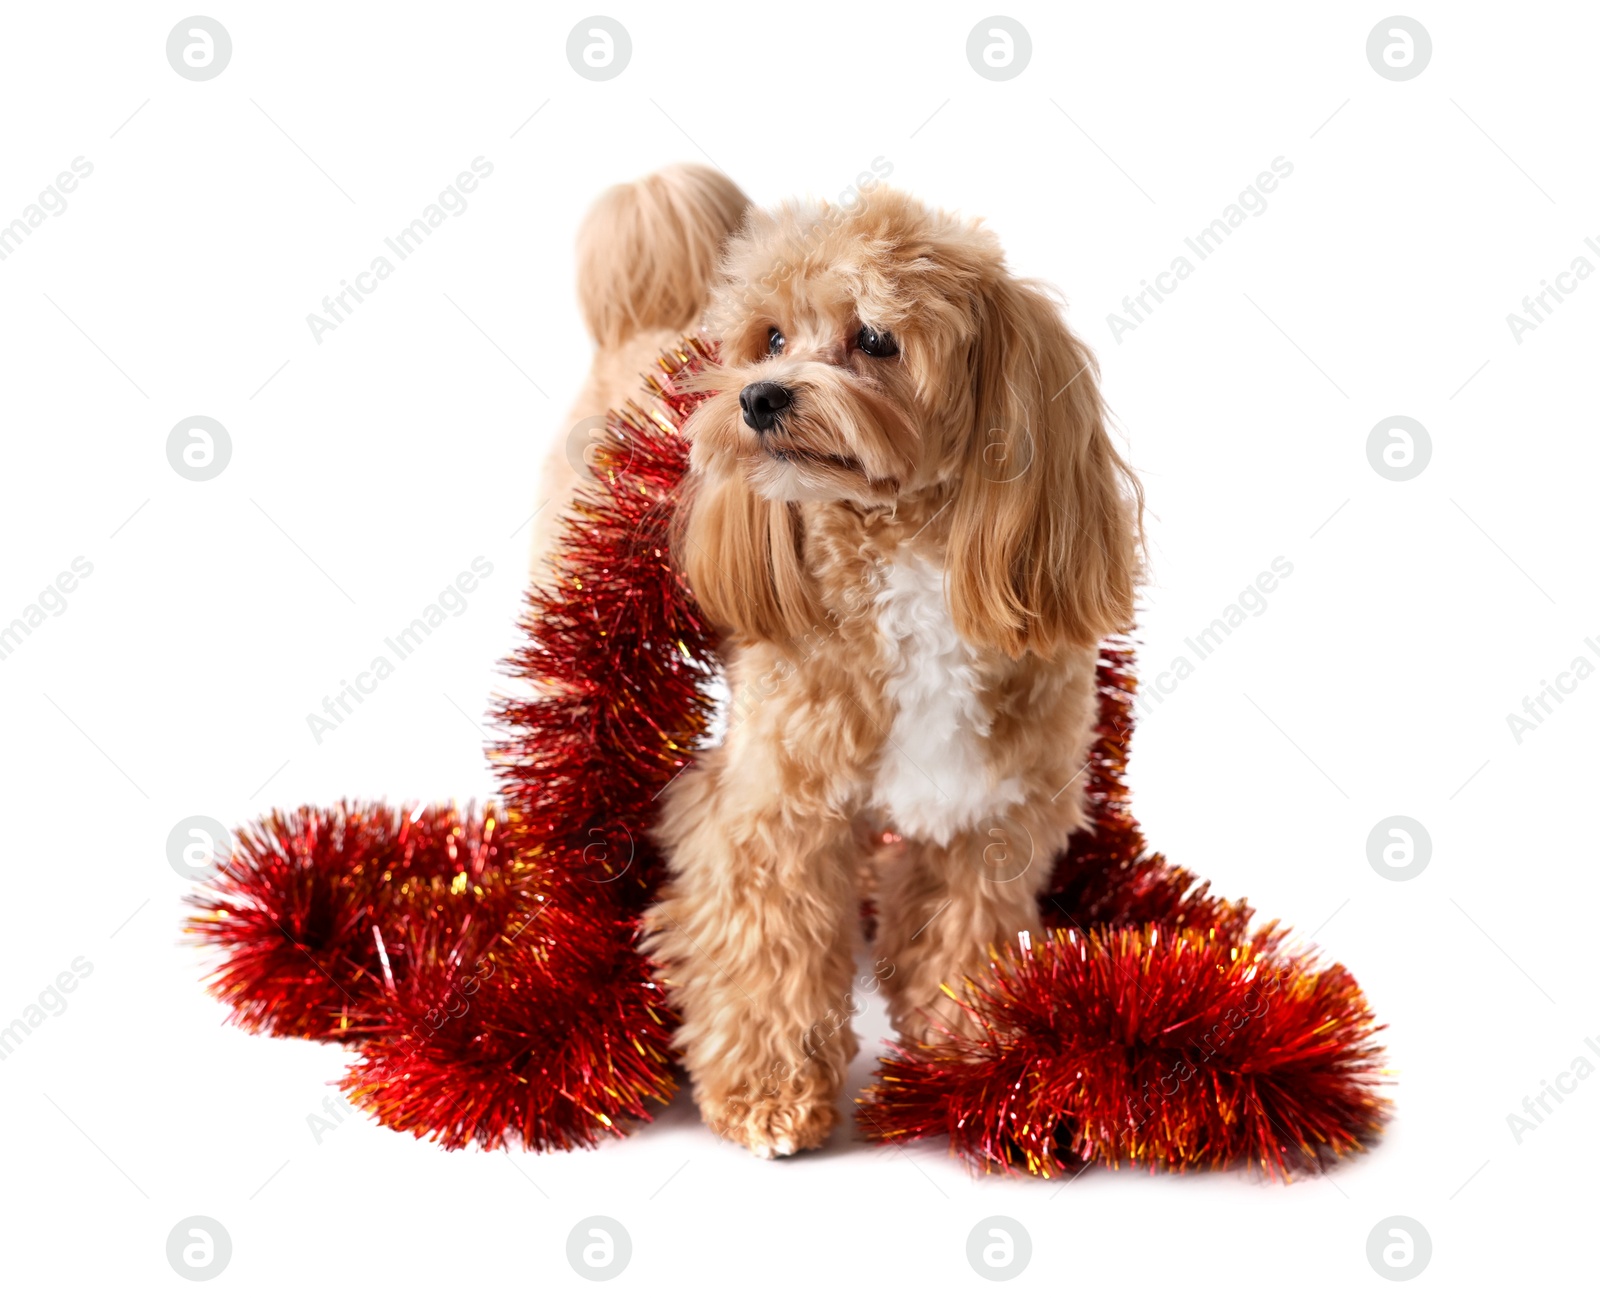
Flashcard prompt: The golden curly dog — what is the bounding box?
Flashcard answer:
[542,171,1141,1159]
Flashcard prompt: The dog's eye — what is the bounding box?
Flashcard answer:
[856,325,898,358]
[766,326,785,356]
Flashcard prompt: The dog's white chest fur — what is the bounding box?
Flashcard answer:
[867,551,1024,845]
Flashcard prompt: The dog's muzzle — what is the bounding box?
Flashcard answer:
[739,381,792,433]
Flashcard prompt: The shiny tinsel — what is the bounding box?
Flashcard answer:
[336,342,719,1146]
[185,801,514,1039]
[188,337,1388,1169]
[491,337,722,915]
[858,925,1388,1179]
[341,902,676,1151]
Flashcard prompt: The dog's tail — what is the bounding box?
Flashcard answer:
[575,163,751,348]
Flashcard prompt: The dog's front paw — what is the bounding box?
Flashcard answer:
[701,1088,838,1160]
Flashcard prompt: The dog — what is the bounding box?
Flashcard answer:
[610,183,1146,1159]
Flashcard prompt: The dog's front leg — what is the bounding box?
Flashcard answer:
[873,806,1072,1045]
[643,744,866,1159]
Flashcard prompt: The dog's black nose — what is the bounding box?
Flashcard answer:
[739,381,792,433]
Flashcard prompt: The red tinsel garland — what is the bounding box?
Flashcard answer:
[186,801,516,1040]
[492,337,722,915]
[858,925,1387,1177]
[341,900,677,1151]
[333,341,723,1148]
[187,338,1388,1173]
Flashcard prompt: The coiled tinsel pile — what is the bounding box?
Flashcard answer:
[187,339,1388,1177]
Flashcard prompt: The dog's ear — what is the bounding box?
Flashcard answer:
[946,276,1141,657]
[673,455,821,644]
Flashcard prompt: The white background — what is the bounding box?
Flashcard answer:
[2,2,1595,1292]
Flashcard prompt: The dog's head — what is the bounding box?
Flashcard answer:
[676,187,1140,657]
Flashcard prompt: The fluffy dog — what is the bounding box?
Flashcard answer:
[634,186,1144,1158]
